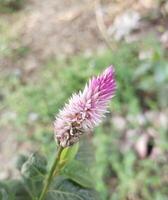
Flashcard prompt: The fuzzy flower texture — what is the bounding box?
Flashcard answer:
[54,66,116,147]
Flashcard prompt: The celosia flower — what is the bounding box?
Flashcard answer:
[54,66,116,147]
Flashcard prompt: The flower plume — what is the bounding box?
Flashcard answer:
[54,66,116,147]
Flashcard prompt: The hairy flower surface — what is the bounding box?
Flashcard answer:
[54,66,116,147]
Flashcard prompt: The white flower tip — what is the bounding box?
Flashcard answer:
[103,65,115,76]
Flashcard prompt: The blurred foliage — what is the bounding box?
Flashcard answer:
[0,20,13,57]
[0,0,24,12]
[94,125,168,200]
[0,18,28,62]
[0,42,141,126]
[132,36,168,110]
[1,38,167,127]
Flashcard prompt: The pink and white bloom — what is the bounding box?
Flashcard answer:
[54,66,116,147]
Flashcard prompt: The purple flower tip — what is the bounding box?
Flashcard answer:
[54,66,116,147]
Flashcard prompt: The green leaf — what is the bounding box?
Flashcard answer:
[0,182,11,200]
[6,180,30,200]
[21,152,47,180]
[47,139,99,200]
[137,76,155,91]
[133,63,152,79]
[16,154,28,171]
[60,143,79,166]
[76,137,95,167]
[20,152,47,198]
[0,181,15,200]
[62,160,94,188]
[60,137,95,188]
[47,177,100,200]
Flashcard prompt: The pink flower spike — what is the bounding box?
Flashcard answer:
[54,66,117,147]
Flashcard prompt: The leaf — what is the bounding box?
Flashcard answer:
[133,63,152,80]
[20,152,47,198]
[158,84,168,108]
[154,63,168,84]
[21,152,47,180]
[5,180,30,200]
[1,153,48,200]
[76,137,95,167]
[62,160,94,188]
[137,76,155,91]
[60,143,79,166]
[0,189,9,200]
[47,177,100,200]
[0,181,14,200]
[0,182,11,200]
[16,154,28,171]
[47,138,99,200]
[61,137,95,188]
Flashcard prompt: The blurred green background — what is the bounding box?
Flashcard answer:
[0,0,168,199]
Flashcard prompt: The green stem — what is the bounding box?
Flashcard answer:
[39,146,63,200]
